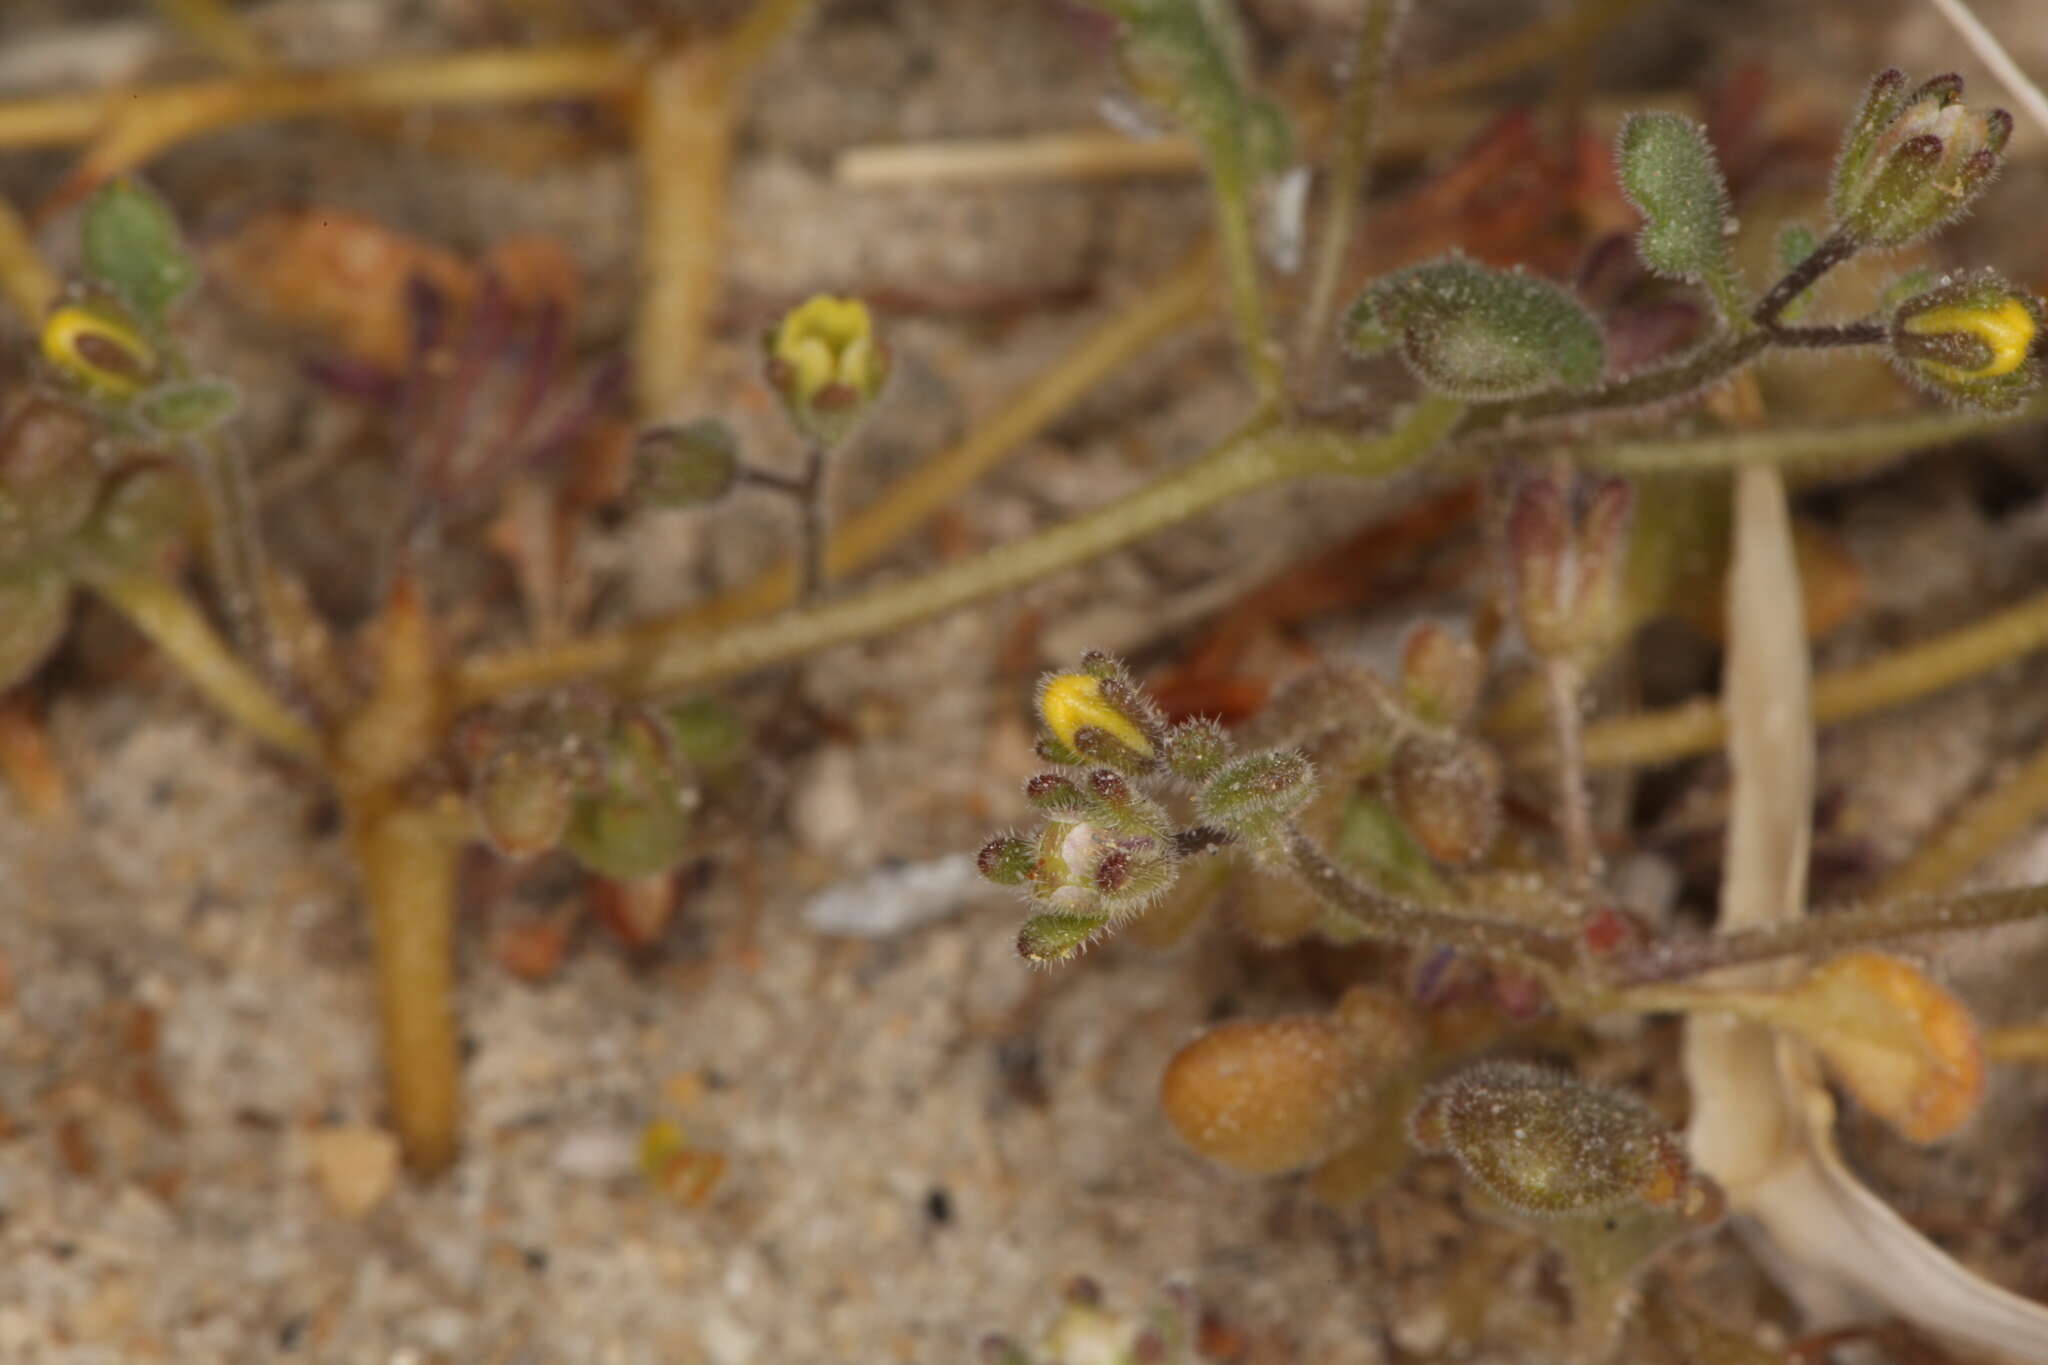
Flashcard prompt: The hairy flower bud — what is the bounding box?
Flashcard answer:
[1889,271,2043,410]
[1400,622,1483,729]
[1831,70,2011,248]
[561,705,699,881]
[977,832,1039,886]
[763,295,890,448]
[1197,749,1314,834]
[41,301,158,400]
[1504,468,1634,662]
[1017,909,1108,964]
[1037,669,1159,775]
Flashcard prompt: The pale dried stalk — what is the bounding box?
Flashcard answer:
[1684,461,2048,1356]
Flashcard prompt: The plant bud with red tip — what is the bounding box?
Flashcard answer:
[1831,70,2011,248]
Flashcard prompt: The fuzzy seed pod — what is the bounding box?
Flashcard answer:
[1410,1061,1712,1220]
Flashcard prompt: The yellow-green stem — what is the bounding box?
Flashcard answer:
[1208,154,1284,408]
[1297,0,1400,366]
[1873,733,2048,901]
[350,796,464,1174]
[1580,586,2048,770]
[455,396,1466,703]
[83,570,319,759]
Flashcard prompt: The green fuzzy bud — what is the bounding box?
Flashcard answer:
[0,394,102,559]
[0,565,71,693]
[1409,1061,1710,1220]
[1616,113,1741,318]
[1830,71,2011,248]
[1399,622,1482,730]
[1162,716,1231,782]
[1024,771,1090,818]
[664,695,748,777]
[561,706,699,881]
[473,741,582,860]
[1017,909,1108,964]
[634,419,740,508]
[1347,257,1604,400]
[1889,270,2044,411]
[1198,748,1314,831]
[135,378,240,436]
[80,179,197,327]
[978,833,1039,886]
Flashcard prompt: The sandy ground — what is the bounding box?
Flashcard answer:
[6,1,2048,1362]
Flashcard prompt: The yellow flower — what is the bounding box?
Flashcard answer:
[41,303,156,399]
[1897,293,2036,382]
[764,295,889,444]
[1038,673,1154,759]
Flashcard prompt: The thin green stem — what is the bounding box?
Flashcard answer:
[82,569,320,759]
[1575,581,2048,770]
[1610,883,2048,985]
[453,396,1467,704]
[183,428,280,682]
[1208,152,1284,408]
[1297,0,1400,369]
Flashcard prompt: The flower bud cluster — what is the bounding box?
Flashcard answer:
[41,180,240,441]
[979,652,1316,964]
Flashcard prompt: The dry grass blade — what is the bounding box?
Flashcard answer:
[1685,461,2048,1356]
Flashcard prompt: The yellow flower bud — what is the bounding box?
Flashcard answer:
[41,303,156,399]
[1897,294,2035,382]
[1889,271,2044,410]
[763,294,889,445]
[1037,672,1154,761]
